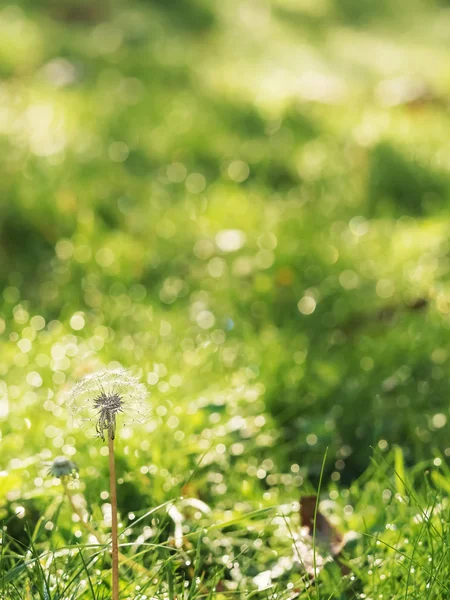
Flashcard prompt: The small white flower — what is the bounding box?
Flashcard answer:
[67,368,149,440]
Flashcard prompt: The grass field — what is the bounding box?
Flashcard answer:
[2,0,450,597]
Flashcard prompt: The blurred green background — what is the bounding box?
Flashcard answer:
[2,0,450,578]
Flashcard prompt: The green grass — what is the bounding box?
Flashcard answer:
[2,0,450,597]
[2,451,450,598]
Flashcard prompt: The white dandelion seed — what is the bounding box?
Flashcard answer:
[66,368,149,440]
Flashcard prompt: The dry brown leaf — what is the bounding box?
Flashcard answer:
[294,495,355,578]
[299,495,345,556]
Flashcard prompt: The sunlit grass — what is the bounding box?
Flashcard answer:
[2,0,450,597]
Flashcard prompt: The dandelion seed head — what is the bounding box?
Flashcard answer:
[47,456,78,478]
[66,368,149,440]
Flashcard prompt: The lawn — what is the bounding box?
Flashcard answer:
[2,0,450,598]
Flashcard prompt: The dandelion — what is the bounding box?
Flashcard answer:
[47,456,78,479]
[66,367,149,600]
[66,368,149,441]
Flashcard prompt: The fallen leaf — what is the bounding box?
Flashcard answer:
[299,495,345,556]
[294,495,357,578]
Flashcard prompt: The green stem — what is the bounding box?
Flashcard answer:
[109,433,120,600]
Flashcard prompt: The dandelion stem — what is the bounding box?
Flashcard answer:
[61,480,150,577]
[109,432,120,600]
